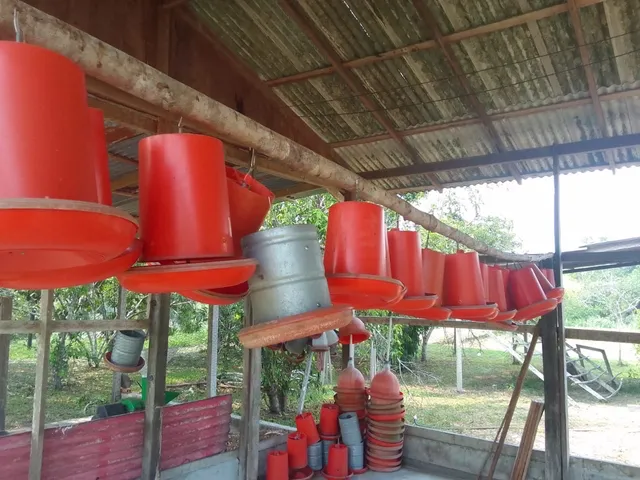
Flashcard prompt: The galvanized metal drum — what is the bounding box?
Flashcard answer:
[110,330,145,366]
[241,225,331,324]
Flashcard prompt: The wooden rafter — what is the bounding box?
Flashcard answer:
[360,132,640,180]
[567,0,615,170]
[411,0,522,184]
[266,0,603,87]
[279,0,442,189]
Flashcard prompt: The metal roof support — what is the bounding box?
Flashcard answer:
[265,0,603,87]
[411,0,523,184]
[279,0,443,190]
[2,0,549,262]
[567,0,615,171]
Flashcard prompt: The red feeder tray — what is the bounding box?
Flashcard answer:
[513,298,558,322]
[367,411,405,422]
[238,306,352,349]
[0,199,138,276]
[404,306,452,321]
[180,282,248,306]
[118,258,257,294]
[0,239,142,290]
[103,351,145,374]
[321,467,354,480]
[390,294,438,312]
[291,466,314,480]
[367,436,404,448]
[352,466,368,475]
[490,310,517,323]
[327,274,406,310]
[447,304,499,321]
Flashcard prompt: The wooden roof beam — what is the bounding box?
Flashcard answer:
[360,132,640,180]
[279,0,442,190]
[266,0,603,87]
[567,0,615,171]
[411,0,522,184]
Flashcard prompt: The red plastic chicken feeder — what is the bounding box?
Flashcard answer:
[226,166,274,255]
[89,108,113,207]
[388,230,437,312]
[529,264,564,302]
[287,432,308,470]
[325,202,405,309]
[266,450,288,480]
[323,444,351,479]
[319,404,341,437]
[443,251,498,320]
[485,266,516,323]
[369,365,401,401]
[338,314,371,344]
[510,267,558,322]
[296,412,321,445]
[542,268,556,287]
[180,282,248,306]
[337,359,366,391]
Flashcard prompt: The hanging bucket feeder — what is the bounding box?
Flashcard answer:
[325,330,339,348]
[529,264,564,301]
[486,266,516,323]
[226,166,274,255]
[502,267,516,311]
[404,248,451,320]
[387,229,437,313]
[325,202,405,309]
[542,268,556,287]
[238,226,351,348]
[338,314,371,344]
[179,282,249,306]
[104,330,146,373]
[443,251,498,321]
[510,267,558,321]
[89,108,113,207]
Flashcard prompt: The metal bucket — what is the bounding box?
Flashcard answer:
[308,441,323,471]
[338,412,362,446]
[348,442,364,470]
[110,330,145,366]
[241,225,331,324]
[322,438,336,466]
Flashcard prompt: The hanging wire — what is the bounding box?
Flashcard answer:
[242,149,256,189]
[280,27,640,112]
[13,8,23,43]
[177,117,184,133]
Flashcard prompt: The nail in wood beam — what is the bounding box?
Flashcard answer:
[265,0,603,86]
[567,0,614,171]
[279,0,442,189]
[141,293,171,480]
[238,298,261,480]
[0,297,12,432]
[411,0,522,184]
[28,290,54,480]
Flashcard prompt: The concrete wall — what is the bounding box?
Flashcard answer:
[403,425,640,480]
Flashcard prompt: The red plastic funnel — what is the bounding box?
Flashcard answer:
[324,202,389,277]
[443,251,485,307]
[138,134,233,262]
[338,314,371,344]
[387,229,424,296]
[88,108,113,206]
[226,167,274,255]
[0,42,96,202]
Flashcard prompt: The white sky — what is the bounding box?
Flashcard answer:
[419,166,640,254]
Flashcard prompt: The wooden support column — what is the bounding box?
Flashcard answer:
[0,296,12,432]
[206,305,219,397]
[28,290,54,480]
[141,293,171,480]
[541,156,569,479]
[111,285,127,403]
[238,298,261,480]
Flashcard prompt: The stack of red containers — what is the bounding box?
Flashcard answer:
[334,359,368,434]
[366,366,404,472]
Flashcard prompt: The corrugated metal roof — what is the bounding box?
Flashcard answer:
[187,0,640,191]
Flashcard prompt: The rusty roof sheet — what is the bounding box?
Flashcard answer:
[187,0,640,191]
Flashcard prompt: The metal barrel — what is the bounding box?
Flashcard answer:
[307,441,323,471]
[338,412,362,446]
[110,330,145,366]
[322,439,336,466]
[348,442,364,470]
[241,225,331,324]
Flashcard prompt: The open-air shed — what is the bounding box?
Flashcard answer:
[0,0,640,479]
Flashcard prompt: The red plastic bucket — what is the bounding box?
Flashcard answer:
[422,248,445,305]
[509,267,547,309]
[89,108,113,206]
[443,251,485,306]
[266,450,288,480]
[324,202,389,277]
[287,432,308,469]
[226,167,274,255]
[319,404,340,436]
[387,229,424,296]
[138,134,233,262]
[543,268,556,287]
[326,444,349,477]
[295,412,320,445]
[0,42,95,202]
[487,266,508,312]
[480,263,489,302]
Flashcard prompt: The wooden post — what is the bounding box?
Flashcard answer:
[238,298,261,480]
[111,285,127,403]
[455,329,463,393]
[0,296,12,432]
[206,305,219,397]
[141,293,171,480]
[341,344,350,369]
[28,290,54,480]
[541,156,569,480]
